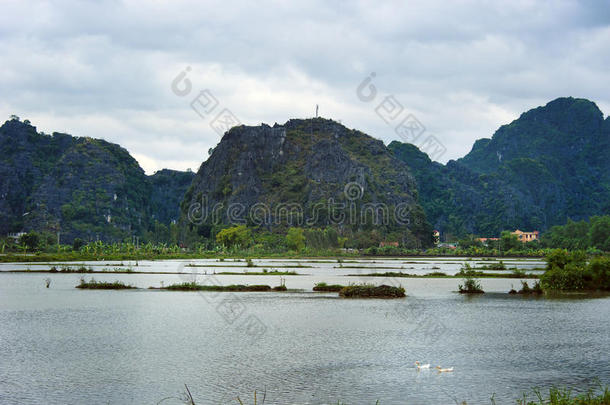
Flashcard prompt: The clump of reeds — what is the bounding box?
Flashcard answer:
[156,282,274,292]
[313,282,345,292]
[339,284,406,298]
[458,278,484,294]
[76,277,135,289]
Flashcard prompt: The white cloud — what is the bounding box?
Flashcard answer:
[1,0,608,173]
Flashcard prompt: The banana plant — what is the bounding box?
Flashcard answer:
[143,242,154,254]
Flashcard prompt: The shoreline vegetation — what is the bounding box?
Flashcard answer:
[185,263,311,268]
[458,278,485,294]
[2,215,607,264]
[509,280,544,295]
[73,279,408,298]
[349,270,541,279]
[0,240,560,263]
[8,268,543,278]
[0,251,549,263]
[540,250,610,292]
[216,270,301,275]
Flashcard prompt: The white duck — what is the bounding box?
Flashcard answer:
[414,361,430,370]
[435,366,454,372]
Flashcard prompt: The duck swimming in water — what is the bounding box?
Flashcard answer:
[415,361,430,370]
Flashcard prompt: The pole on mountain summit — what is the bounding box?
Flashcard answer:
[315,104,319,118]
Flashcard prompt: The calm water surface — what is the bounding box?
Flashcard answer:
[0,258,608,404]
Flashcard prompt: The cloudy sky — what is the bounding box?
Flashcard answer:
[1,0,609,173]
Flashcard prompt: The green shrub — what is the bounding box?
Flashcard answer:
[72,238,85,251]
[458,277,484,294]
[286,227,305,251]
[216,225,251,249]
[541,252,610,291]
[584,256,610,290]
[19,232,40,252]
[541,263,585,291]
[532,280,543,294]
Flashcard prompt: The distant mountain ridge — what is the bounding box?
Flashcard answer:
[0,119,194,242]
[1,96,607,244]
[389,97,610,238]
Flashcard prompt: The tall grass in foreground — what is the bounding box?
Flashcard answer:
[514,383,610,405]
[165,383,609,404]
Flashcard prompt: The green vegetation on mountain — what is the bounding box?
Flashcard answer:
[0,118,193,243]
[390,97,610,239]
[2,97,608,252]
[181,118,432,248]
[149,169,195,225]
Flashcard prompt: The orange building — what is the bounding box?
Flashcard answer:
[476,237,499,245]
[511,230,539,242]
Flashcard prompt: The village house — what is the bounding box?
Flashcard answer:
[510,230,539,242]
[475,237,499,246]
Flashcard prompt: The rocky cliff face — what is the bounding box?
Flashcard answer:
[0,120,73,234]
[149,169,195,225]
[390,97,610,238]
[0,119,193,242]
[25,136,152,242]
[181,118,431,246]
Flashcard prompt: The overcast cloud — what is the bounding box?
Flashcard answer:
[1,0,609,173]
